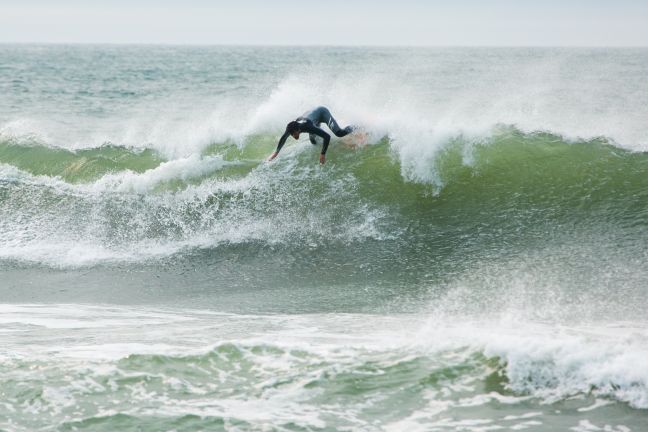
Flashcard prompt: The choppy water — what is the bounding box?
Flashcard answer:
[1,45,648,431]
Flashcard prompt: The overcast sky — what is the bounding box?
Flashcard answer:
[1,0,647,46]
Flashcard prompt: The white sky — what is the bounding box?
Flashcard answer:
[1,0,647,46]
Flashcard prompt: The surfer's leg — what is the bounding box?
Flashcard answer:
[309,134,317,144]
[323,109,355,137]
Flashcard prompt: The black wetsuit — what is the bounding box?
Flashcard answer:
[274,106,354,155]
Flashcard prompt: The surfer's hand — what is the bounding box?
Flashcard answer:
[319,154,326,165]
[267,152,278,162]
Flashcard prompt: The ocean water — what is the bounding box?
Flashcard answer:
[1,45,648,431]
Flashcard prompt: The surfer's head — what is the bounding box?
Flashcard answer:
[286,121,301,139]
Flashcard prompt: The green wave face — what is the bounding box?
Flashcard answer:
[1,126,647,325]
[0,139,165,182]
[406,128,648,227]
[2,126,648,271]
[1,127,646,326]
[0,126,648,321]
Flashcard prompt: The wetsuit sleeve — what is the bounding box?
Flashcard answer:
[300,123,331,154]
[274,131,290,154]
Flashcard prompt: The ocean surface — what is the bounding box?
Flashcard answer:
[1,45,648,431]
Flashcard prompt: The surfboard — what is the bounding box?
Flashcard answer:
[341,129,369,148]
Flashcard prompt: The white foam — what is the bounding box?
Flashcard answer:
[88,154,227,194]
[1,303,646,431]
[3,304,647,410]
[414,319,648,409]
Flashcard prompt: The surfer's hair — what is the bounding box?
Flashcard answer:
[286,121,300,134]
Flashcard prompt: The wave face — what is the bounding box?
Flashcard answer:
[1,127,648,274]
[1,46,648,430]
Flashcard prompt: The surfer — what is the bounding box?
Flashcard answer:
[267,106,355,164]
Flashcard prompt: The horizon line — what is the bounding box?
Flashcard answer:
[2,41,648,49]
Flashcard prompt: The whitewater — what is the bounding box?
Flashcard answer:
[1,45,647,431]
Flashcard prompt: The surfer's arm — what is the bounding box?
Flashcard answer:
[269,131,290,161]
[319,131,331,155]
[300,123,331,154]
